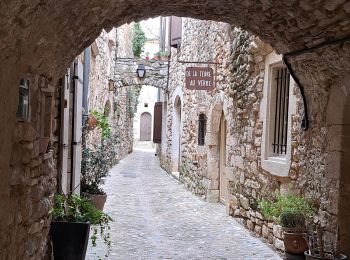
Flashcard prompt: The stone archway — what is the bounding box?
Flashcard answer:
[206,103,225,202]
[327,74,350,256]
[114,58,168,90]
[172,96,182,172]
[1,1,350,258]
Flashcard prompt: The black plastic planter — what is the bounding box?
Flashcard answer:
[50,221,90,260]
[304,251,347,260]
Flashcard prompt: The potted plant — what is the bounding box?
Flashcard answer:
[145,52,150,60]
[153,51,160,61]
[159,51,168,61]
[50,194,112,260]
[259,193,316,258]
[87,114,98,130]
[81,143,110,211]
[304,225,347,260]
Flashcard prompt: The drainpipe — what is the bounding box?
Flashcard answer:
[70,62,76,193]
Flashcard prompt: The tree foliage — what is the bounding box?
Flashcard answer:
[132,22,146,57]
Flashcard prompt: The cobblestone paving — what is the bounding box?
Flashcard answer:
[86,149,281,260]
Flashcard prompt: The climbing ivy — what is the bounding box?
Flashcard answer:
[132,22,146,58]
[127,85,142,118]
[91,110,111,139]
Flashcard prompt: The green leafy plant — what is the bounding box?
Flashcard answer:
[132,22,146,58]
[259,193,315,229]
[50,194,113,257]
[91,110,111,139]
[81,144,109,195]
[81,131,120,195]
[126,86,141,118]
[154,51,167,57]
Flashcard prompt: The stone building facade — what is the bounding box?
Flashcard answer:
[158,18,348,252]
[85,25,136,162]
[1,1,350,259]
[3,76,60,259]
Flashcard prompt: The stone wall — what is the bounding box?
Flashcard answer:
[2,75,59,259]
[0,1,350,258]
[114,58,168,90]
[86,25,135,163]
[159,17,350,253]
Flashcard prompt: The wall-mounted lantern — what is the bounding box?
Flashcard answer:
[136,64,146,78]
[108,79,115,91]
[16,78,30,121]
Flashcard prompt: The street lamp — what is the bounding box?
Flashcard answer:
[136,64,146,78]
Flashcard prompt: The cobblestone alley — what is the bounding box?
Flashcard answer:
[86,149,281,260]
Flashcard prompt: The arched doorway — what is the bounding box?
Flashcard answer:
[140,112,152,141]
[172,96,182,172]
[218,111,228,204]
[206,103,228,203]
[329,74,350,256]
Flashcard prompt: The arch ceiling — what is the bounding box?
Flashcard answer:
[0,0,349,79]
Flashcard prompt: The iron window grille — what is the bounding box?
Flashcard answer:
[198,113,206,146]
[272,67,290,155]
[16,79,30,121]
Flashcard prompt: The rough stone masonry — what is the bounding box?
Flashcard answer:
[0,1,350,259]
[159,17,350,254]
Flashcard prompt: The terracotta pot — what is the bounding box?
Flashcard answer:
[304,251,347,260]
[87,115,98,130]
[84,193,107,211]
[40,137,50,154]
[284,232,309,255]
[145,56,149,60]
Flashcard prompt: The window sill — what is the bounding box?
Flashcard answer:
[261,156,290,177]
[267,156,287,164]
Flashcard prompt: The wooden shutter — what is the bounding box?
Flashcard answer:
[153,102,163,143]
[72,60,83,195]
[170,16,182,47]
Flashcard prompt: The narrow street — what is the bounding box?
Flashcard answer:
[86,149,281,260]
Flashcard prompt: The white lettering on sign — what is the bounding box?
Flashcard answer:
[185,67,215,91]
[198,80,212,87]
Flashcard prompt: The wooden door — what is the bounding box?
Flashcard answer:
[140,112,152,141]
[219,112,228,204]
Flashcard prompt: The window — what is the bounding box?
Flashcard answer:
[260,52,296,177]
[198,113,206,146]
[16,79,30,121]
[271,67,290,155]
[170,16,182,48]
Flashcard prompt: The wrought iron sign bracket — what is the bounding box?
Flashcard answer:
[282,55,309,131]
[282,35,350,131]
